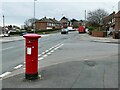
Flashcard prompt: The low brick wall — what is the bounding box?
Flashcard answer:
[112,31,120,39]
[91,31,107,37]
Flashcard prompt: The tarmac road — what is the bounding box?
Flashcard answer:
[1,32,77,74]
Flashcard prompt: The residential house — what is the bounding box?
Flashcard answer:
[49,18,61,29]
[70,19,78,28]
[35,17,61,30]
[79,20,86,26]
[114,11,120,31]
[103,12,115,31]
[59,16,69,28]
[103,11,120,31]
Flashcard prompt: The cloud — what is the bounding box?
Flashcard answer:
[1,1,119,26]
[1,0,120,2]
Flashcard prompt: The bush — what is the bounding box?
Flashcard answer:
[88,26,95,31]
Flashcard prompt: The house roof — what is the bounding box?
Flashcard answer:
[70,19,78,22]
[38,17,53,23]
[37,17,60,24]
[60,16,69,23]
[114,11,120,18]
[61,17,68,20]
[49,18,60,24]
[103,12,115,23]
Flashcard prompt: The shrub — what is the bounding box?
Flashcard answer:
[88,26,95,31]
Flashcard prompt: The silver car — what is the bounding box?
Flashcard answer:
[61,28,68,34]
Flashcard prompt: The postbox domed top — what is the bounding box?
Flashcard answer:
[23,34,41,39]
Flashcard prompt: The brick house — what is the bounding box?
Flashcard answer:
[114,11,120,31]
[49,18,61,29]
[103,12,115,31]
[103,11,120,31]
[35,17,61,30]
[60,17,69,28]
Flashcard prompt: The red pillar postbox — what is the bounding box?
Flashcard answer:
[23,34,41,80]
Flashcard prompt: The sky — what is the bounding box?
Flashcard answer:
[0,0,120,27]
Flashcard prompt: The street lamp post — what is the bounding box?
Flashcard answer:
[2,15,5,35]
[34,0,37,33]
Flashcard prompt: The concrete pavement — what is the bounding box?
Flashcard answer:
[2,33,118,88]
[80,34,119,44]
[2,58,118,88]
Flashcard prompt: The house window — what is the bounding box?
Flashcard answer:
[47,23,52,26]
[112,18,115,23]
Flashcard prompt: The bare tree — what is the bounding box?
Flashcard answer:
[24,18,38,29]
[87,9,109,25]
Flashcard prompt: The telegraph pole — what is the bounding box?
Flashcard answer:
[85,10,87,27]
[2,15,5,34]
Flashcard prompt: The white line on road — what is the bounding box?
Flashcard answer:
[43,54,48,58]
[38,54,42,57]
[50,50,54,53]
[48,48,53,51]
[84,59,89,60]
[14,64,23,69]
[38,57,44,61]
[45,50,49,53]
[0,43,64,79]
[0,72,11,78]
[47,52,51,55]
[41,52,46,55]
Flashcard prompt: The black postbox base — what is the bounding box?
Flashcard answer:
[25,72,38,80]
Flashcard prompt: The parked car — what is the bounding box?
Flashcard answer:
[67,27,75,31]
[85,28,89,33]
[61,28,68,34]
[20,32,27,36]
[4,34,10,37]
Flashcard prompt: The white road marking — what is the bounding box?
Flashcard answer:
[58,44,64,47]
[38,54,42,57]
[55,43,61,47]
[43,54,48,58]
[45,50,49,53]
[0,72,11,78]
[51,46,55,49]
[84,59,89,61]
[53,44,63,50]
[47,52,51,55]
[50,50,54,53]
[53,47,58,51]
[41,52,45,55]
[38,57,44,61]
[0,43,64,78]
[14,64,23,69]
[49,48,53,51]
